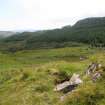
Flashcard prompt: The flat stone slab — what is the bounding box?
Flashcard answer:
[54,73,83,91]
[54,81,70,91]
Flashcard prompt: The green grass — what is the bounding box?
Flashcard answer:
[0,47,105,105]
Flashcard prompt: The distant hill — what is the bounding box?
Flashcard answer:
[0,31,16,38]
[1,17,105,52]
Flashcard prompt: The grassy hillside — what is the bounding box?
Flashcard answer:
[0,17,105,105]
[0,47,105,105]
[1,17,105,51]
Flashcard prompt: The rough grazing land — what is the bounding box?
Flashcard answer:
[0,47,105,105]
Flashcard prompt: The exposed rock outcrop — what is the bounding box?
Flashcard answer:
[54,62,104,101]
[54,73,83,93]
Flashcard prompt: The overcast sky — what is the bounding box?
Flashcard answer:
[0,0,105,31]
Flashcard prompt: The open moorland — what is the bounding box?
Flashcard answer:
[0,46,105,105]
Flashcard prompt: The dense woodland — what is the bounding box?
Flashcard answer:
[1,17,105,52]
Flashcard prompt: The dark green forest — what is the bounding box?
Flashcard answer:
[1,17,105,52]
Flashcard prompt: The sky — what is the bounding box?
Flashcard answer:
[0,0,105,31]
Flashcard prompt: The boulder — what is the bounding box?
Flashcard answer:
[86,62,102,75]
[92,72,101,82]
[69,73,83,85]
[54,73,83,92]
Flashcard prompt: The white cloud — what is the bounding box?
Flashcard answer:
[0,0,105,30]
